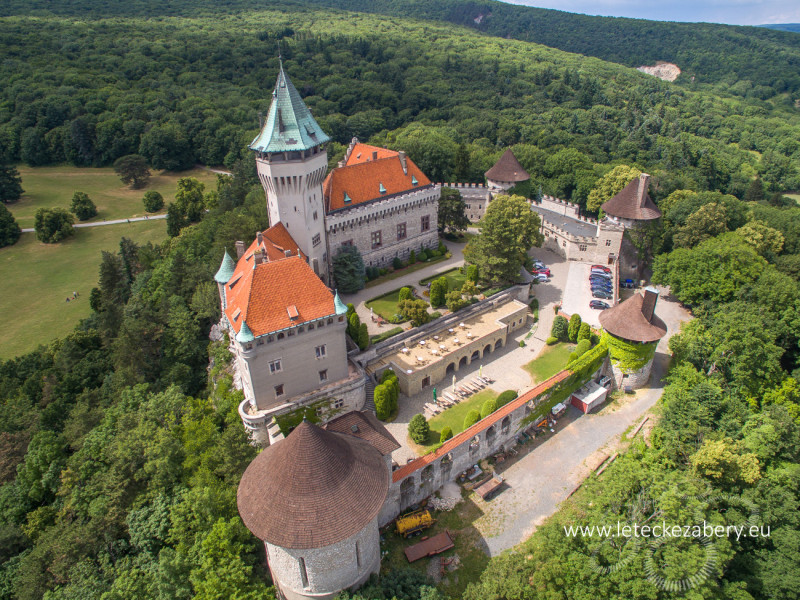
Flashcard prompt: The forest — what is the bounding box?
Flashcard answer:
[1,1,800,599]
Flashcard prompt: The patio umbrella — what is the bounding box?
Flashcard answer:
[433,387,437,404]
[452,375,456,392]
[479,365,483,378]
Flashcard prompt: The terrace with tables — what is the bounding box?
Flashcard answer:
[385,300,529,396]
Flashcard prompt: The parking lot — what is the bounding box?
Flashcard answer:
[561,262,610,328]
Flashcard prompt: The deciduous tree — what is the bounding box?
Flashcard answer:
[587,164,641,213]
[70,191,97,221]
[0,203,21,247]
[113,154,151,189]
[0,165,24,204]
[34,208,74,243]
[438,187,469,234]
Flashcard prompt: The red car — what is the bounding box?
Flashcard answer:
[591,265,611,273]
[533,268,551,277]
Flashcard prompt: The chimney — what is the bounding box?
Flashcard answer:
[342,138,358,165]
[398,151,408,175]
[372,151,378,161]
[235,240,245,259]
[253,250,264,265]
[641,287,658,322]
[638,173,650,207]
[284,249,292,257]
[256,231,263,245]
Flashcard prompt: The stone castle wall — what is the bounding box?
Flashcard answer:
[326,186,440,270]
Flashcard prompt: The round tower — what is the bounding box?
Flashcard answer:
[484,149,530,193]
[213,250,236,315]
[250,63,330,281]
[237,421,389,600]
[599,287,667,389]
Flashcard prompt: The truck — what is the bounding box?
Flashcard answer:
[395,509,435,538]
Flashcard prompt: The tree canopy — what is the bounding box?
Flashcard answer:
[0,165,24,204]
[463,194,542,284]
[34,207,74,243]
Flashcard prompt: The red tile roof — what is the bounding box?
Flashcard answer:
[323,411,401,456]
[224,251,335,338]
[392,370,571,482]
[601,174,661,221]
[323,143,431,212]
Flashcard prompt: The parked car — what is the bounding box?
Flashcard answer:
[620,279,636,289]
[590,277,612,285]
[590,300,610,309]
[590,275,612,283]
[590,270,612,278]
[591,265,612,273]
[591,286,613,294]
[592,289,613,299]
[533,273,550,282]
[591,281,612,289]
[533,260,546,269]
[533,268,551,277]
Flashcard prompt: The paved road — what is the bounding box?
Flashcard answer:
[20,214,165,233]
[469,289,691,555]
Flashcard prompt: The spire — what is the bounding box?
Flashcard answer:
[250,64,331,154]
[236,321,255,343]
[214,250,236,283]
[333,290,348,316]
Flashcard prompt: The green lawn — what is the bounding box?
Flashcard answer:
[523,342,576,383]
[364,252,449,289]
[422,388,498,450]
[786,193,800,204]
[366,287,419,322]
[10,166,219,228]
[420,266,468,290]
[0,222,167,360]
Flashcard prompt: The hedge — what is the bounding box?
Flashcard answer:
[496,390,518,407]
[371,327,404,344]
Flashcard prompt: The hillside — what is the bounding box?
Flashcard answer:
[760,23,800,33]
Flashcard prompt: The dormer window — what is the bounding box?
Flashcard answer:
[287,305,299,320]
[343,192,352,204]
[411,175,418,186]
[228,274,242,290]
[379,183,387,195]
[232,309,241,322]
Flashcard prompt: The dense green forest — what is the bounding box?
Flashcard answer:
[0,3,798,211]
[2,1,800,599]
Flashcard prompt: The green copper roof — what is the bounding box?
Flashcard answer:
[250,63,330,153]
[333,290,348,316]
[236,321,255,343]
[214,250,236,283]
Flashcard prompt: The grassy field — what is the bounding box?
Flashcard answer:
[787,193,800,204]
[366,288,416,321]
[364,253,449,289]
[420,266,468,290]
[0,222,167,360]
[10,166,219,228]
[422,388,498,449]
[523,342,575,383]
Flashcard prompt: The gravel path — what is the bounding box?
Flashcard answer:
[470,289,691,555]
[20,214,165,233]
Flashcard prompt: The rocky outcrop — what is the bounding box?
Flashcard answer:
[637,62,681,82]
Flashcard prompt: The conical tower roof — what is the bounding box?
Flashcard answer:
[237,421,389,549]
[599,288,667,343]
[333,290,348,315]
[485,149,530,183]
[601,174,661,221]
[250,63,330,153]
[214,250,236,283]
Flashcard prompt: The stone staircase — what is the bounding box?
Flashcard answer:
[363,378,376,413]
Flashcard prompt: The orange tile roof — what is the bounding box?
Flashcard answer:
[391,370,571,483]
[247,223,306,263]
[224,253,335,338]
[323,144,431,212]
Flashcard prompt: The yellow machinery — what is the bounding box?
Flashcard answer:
[396,509,434,538]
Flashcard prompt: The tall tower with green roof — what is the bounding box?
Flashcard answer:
[251,63,331,281]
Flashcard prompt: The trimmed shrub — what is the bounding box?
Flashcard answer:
[398,286,413,302]
[463,409,481,429]
[419,249,429,261]
[466,264,479,282]
[577,322,591,343]
[358,323,369,350]
[551,315,569,342]
[568,314,582,343]
[568,351,578,364]
[374,384,391,420]
[440,426,453,443]
[70,191,97,221]
[393,256,404,270]
[347,312,361,340]
[409,250,416,264]
[480,398,497,419]
[496,390,518,407]
[429,277,448,307]
[519,340,525,347]
[371,327,403,344]
[545,336,559,345]
[575,339,592,358]
[408,414,429,444]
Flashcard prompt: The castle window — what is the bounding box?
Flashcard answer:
[308,323,314,330]
[318,320,324,328]
[605,239,612,247]
[579,244,587,252]
[397,223,407,240]
[267,335,274,342]
[269,359,282,374]
[356,541,362,568]
[312,234,321,247]
[275,384,285,398]
[299,557,309,588]
[371,230,382,249]
[379,183,387,195]
[327,318,333,324]
[313,211,318,221]
[334,398,344,409]
[319,369,328,383]
[562,241,566,247]
[257,338,264,346]
[315,344,327,358]
[277,332,285,340]
[421,215,430,232]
